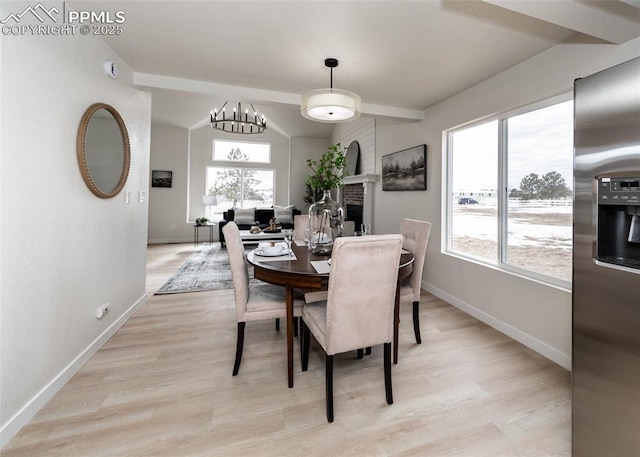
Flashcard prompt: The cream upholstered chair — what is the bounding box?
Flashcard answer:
[223,222,304,376]
[342,220,355,237]
[294,214,327,305]
[293,214,309,241]
[399,218,432,344]
[301,234,403,422]
[303,221,355,304]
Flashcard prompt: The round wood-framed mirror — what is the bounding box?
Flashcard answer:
[77,103,130,198]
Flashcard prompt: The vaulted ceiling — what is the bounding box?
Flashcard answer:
[92,0,640,138]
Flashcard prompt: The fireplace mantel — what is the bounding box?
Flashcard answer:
[343,174,378,185]
[341,174,378,230]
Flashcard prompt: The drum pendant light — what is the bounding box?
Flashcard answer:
[301,58,361,123]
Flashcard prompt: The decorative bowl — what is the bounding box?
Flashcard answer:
[259,242,285,256]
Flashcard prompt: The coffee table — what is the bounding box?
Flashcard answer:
[238,229,286,245]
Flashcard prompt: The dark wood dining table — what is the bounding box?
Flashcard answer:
[247,241,414,388]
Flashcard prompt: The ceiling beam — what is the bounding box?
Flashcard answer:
[134,73,423,121]
[482,0,640,44]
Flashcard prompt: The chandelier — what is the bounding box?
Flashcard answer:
[301,58,361,123]
[210,101,267,134]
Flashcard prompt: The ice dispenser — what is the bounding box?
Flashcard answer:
[596,176,640,270]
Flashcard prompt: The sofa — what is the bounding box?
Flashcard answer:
[219,206,301,247]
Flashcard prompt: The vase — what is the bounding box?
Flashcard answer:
[308,189,344,256]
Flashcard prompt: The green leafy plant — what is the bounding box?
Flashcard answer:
[195,217,210,225]
[305,143,348,193]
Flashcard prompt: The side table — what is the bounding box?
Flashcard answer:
[193,223,216,246]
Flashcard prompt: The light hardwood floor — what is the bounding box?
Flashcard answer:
[3,243,571,456]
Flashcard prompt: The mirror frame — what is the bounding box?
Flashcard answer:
[77,102,131,198]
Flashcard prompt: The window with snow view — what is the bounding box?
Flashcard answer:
[447,98,573,287]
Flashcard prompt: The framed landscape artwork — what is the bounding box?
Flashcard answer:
[151,170,172,188]
[382,145,427,191]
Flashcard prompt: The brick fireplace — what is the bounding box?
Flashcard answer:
[341,174,377,232]
[343,183,364,206]
[342,183,364,229]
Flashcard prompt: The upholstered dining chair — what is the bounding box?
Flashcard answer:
[399,218,432,344]
[342,220,355,237]
[303,221,356,305]
[301,234,403,422]
[293,214,309,241]
[223,221,304,376]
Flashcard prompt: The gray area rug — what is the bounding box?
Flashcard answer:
[155,244,259,295]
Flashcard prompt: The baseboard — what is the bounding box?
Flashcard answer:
[422,281,571,371]
[147,236,196,244]
[0,293,147,448]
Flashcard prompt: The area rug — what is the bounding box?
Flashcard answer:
[155,244,259,295]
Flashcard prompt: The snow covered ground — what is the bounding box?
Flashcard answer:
[453,203,572,249]
[451,202,573,282]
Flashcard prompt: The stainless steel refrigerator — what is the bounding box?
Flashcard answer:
[573,56,640,457]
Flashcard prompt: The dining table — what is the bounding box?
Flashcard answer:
[247,239,414,388]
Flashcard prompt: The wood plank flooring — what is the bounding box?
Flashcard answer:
[3,243,571,456]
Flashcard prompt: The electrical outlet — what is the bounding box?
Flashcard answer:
[96,303,110,319]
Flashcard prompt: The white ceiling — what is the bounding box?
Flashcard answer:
[90,0,640,138]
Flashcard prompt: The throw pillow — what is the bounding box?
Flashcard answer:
[233,207,256,225]
[273,205,294,224]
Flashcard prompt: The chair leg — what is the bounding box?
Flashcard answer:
[300,319,304,366]
[357,349,364,359]
[232,322,246,376]
[302,320,310,372]
[412,300,421,344]
[326,354,334,423]
[384,343,393,405]
[365,347,372,355]
[278,317,298,336]
[384,342,393,405]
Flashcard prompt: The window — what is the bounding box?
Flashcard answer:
[213,139,270,163]
[447,98,573,286]
[204,140,275,221]
[449,121,498,264]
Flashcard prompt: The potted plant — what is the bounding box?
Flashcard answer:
[306,144,347,255]
[195,216,210,226]
[305,143,348,196]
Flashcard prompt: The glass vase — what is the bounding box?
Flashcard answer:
[308,189,344,256]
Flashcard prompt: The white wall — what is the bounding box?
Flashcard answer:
[374,36,640,369]
[148,125,325,243]
[0,32,151,446]
[290,137,329,211]
[148,125,191,243]
[332,117,376,175]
